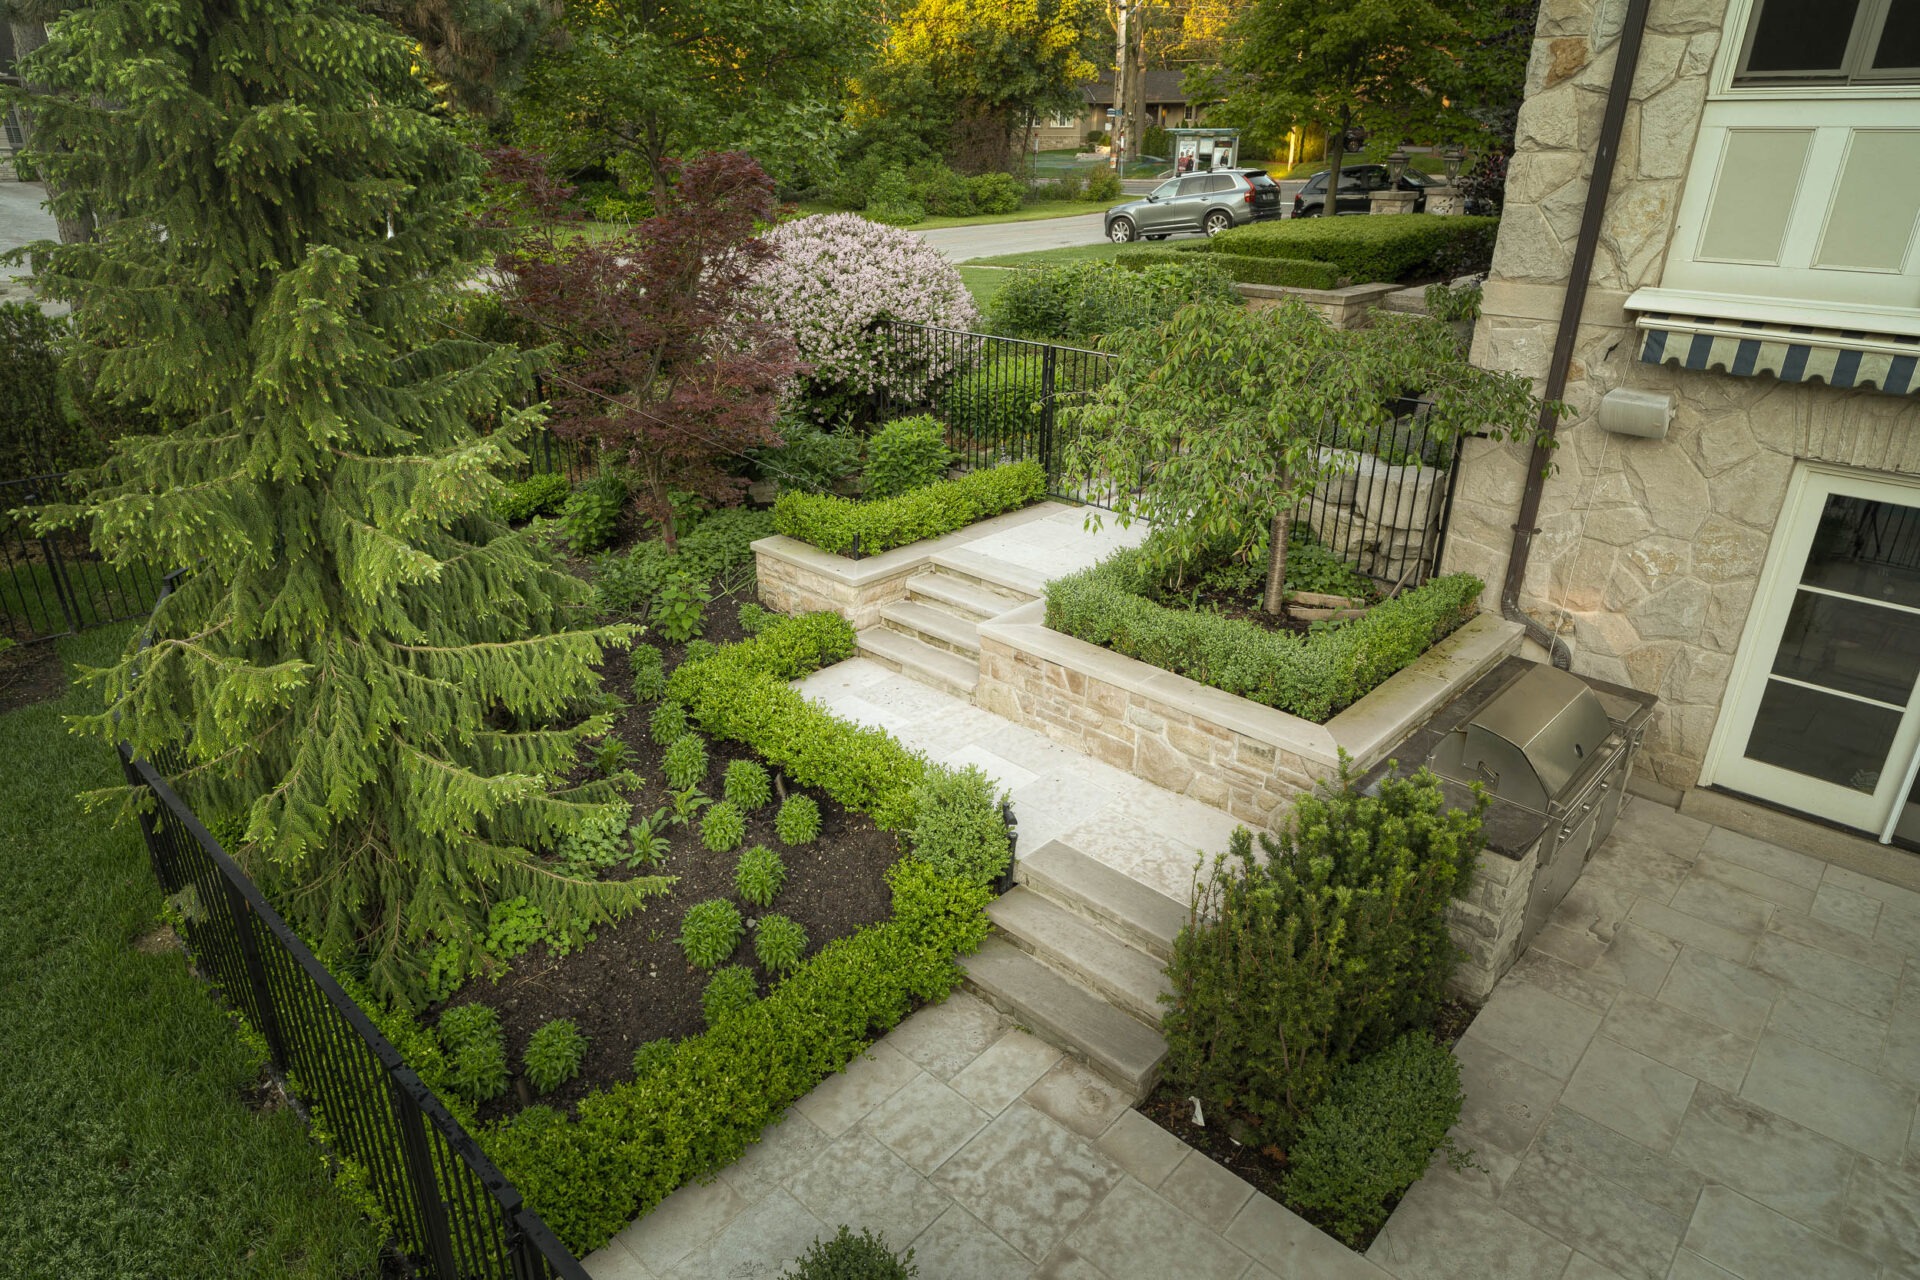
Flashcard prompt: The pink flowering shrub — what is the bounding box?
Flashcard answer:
[756,214,979,414]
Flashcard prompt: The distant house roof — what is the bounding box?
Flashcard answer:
[1081,70,1193,108]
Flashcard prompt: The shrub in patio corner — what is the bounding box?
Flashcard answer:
[907,766,1011,888]
[781,1225,918,1279]
[772,461,1046,557]
[864,415,952,499]
[1281,1032,1470,1246]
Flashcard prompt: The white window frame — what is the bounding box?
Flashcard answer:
[1714,0,1920,101]
[1732,0,1920,89]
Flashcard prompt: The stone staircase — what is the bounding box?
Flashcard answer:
[962,840,1185,1100]
[854,562,1033,697]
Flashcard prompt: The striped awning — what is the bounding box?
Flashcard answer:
[1637,312,1920,395]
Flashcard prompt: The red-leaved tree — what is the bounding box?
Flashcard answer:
[493,150,801,549]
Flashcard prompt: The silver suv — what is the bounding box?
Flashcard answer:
[1104,170,1283,243]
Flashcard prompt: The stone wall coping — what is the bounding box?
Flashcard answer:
[978,607,1523,768]
[750,500,1073,590]
[1232,280,1402,307]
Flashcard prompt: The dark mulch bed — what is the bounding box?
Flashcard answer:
[441,570,903,1122]
[1137,995,1479,1250]
[0,639,67,715]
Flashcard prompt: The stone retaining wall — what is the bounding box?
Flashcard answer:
[1233,281,1400,329]
[1447,844,1540,1003]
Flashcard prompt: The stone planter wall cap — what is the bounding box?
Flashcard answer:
[1231,281,1401,304]
[750,500,1072,588]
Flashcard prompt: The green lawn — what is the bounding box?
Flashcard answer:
[957,265,1014,311]
[962,241,1137,269]
[0,625,382,1280]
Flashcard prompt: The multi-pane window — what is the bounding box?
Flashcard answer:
[1735,0,1920,85]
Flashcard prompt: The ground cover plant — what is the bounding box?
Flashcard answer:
[0,627,381,1279]
[773,460,1046,557]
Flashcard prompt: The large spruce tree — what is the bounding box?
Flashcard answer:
[17,0,662,1002]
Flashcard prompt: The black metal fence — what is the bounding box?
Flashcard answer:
[2,472,167,645]
[119,739,588,1279]
[867,320,1463,586]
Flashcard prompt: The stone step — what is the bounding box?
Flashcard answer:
[855,626,979,697]
[1017,840,1189,964]
[961,936,1167,1100]
[878,598,981,657]
[905,571,1030,621]
[989,887,1172,1024]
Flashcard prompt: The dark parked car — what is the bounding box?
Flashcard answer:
[1104,169,1284,243]
[1290,164,1442,217]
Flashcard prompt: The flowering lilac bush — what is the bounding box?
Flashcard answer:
[756,214,978,416]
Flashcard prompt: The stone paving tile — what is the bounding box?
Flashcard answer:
[1766,987,1889,1070]
[907,1203,1035,1280]
[1838,1157,1920,1274]
[1665,1249,1741,1280]
[1655,946,1780,1039]
[1561,1254,1631,1280]
[1499,1135,1688,1280]
[949,1028,1063,1114]
[1157,1150,1255,1234]
[1610,797,1713,861]
[1008,771,1120,859]
[1367,1166,1572,1280]
[1505,948,1619,1014]
[1876,903,1920,956]
[942,742,1041,793]
[615,1176,746,1274]
[1629,899,1763,966]
[1582,835,1694,903]
[1769,908,1910,976]
[1586,921,1683,996]
[1666,874,1778,936]
[1552,877,1639,946]
[1448,1035,1565,1185]
[1882,987,1920,1091]
[1021,1058,1130,1141]
[1824,864,1920,917]
[1599,990,1756,1093]
[931,1102,1124,1263]
[669,1187,824,1280]
[719,1108,832,1202]
[1051,809,1202,905]
[1531,920,1610,969]
[1560,1037,1698,1150]
[1669,1083,1857,1237]
[581,1239,657,1280]
[1094,1108,1189,1189]
[1750,934,1898,1019]
[1032,1243,1111,1279]
[1698,827,1828,891]
[1811,881,1883,938]
[1682,1185,1879,1280]
[791,1040,920,1137]
[865,1071,992,1175]
[786,1130,950,1252]
[1061,1177,1253,1280]
[1739,1032,1915,1164]
[881,991,1007,1081]
[1527,1107,1706,1221]
[1225,1193,1389,1278]
[1464,980,1603,1080]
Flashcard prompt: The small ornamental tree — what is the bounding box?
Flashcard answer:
[496,150,802,551]
[16,0,665,1004]
[1062,302,1547,614]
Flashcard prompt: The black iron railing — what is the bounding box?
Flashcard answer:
[2,472,166,645]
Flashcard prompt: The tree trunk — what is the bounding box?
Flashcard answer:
[1319,104,1349,218]
[9,18,94,244]
[1262,507,1291,616]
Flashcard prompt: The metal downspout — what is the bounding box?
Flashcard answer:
[1498,0,1655,670]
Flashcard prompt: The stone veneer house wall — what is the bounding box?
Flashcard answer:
[1447,0,1920,842]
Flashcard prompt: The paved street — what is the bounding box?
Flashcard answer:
[916,212,1110,262]
[0,179,56,308]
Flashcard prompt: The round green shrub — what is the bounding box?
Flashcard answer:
[907,765,1011,887]
[737,601,773,634]
[632,1038,674,1079]
[438,1003,508,1102]
[683,638,717,664]
[702,800,747,853]
[724,759,773,811]
[775,793,822,846]
[864,414,951,499]
[780,1226,917,1279]
[663,733,709,791]
[734,844,787,908]
[754,913,808,975]
[630,643,667,703]
[678,898,744,969]
[702,964,760,1027]
[649,699,688,745]
[522,1018,587,1095]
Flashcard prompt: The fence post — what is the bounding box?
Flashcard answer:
[33,489,85,637]
[392,1082,462,1280]
[1039,344,1057,487]
[874,322,892,425]
[223,875,293,1074]
[119,745,184,896]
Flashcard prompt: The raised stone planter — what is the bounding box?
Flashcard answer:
[1231,280,1400,329]
[974,603,1523,832]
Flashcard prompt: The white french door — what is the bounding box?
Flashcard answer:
[1706,465,1920,839]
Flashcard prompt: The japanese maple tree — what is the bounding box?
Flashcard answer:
[495,151,802,550]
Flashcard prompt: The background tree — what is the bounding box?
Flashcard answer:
[18,0,661,1003]
[367,0,557,113]
[849,0,1107,174]
[1063,303,1544,613]
[495,150,801,551]
[509,0,882,204]
[1195,0,1530,185]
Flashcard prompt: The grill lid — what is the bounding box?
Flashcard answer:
[1429,664,1616,813]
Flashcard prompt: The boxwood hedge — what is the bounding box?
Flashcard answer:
[1210,215,1500,285]
[773,461,1046,557]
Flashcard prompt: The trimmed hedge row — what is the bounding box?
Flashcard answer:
[485,860,990,1252]
[1211,215,1500,285]
[1045,551,1484,722]
[772,460,1046,556]
[1116,245,1343,291]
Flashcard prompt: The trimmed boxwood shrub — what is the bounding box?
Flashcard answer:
[782,1226,918,1279]
[1045,549,1483,723]
[1281,1032,1469,1245]
[1211,215,1500,285]
[1115,246,1343,291]
[907,766,1010,888]
[772,462,1045,557]
[864,415,951,499]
